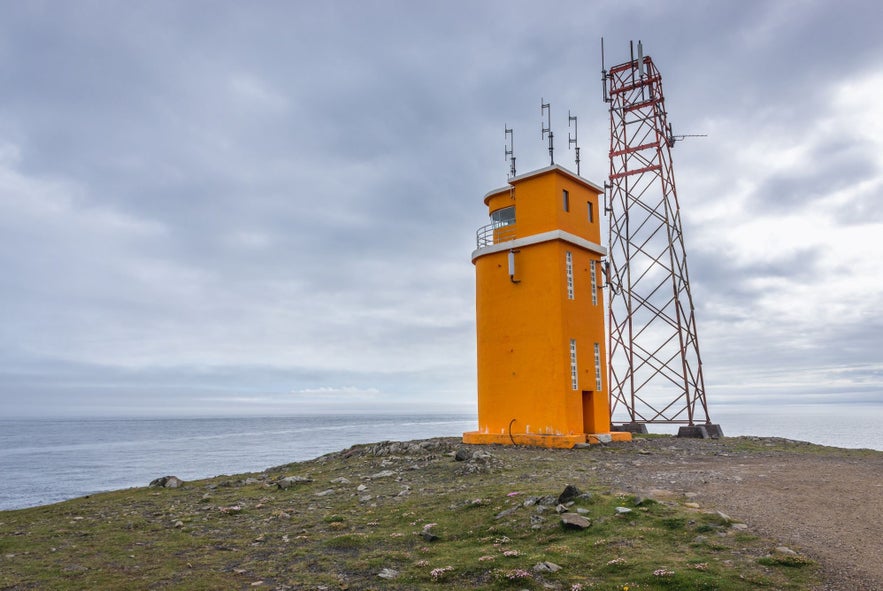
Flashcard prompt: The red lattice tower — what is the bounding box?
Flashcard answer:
[603,43,718,436]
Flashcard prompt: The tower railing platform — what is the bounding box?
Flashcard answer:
[476,222,517,248]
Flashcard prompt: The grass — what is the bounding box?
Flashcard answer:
[0,438,822,590]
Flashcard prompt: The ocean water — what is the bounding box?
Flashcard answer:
[1,405,880,512]
[0,414,476,511]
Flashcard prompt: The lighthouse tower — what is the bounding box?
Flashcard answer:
[463,165,631,448]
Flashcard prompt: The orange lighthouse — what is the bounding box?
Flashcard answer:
[463,165,631,448]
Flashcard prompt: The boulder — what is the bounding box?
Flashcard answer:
[149,476,184,488]
[557,484,582,504]
[560,513,591,530]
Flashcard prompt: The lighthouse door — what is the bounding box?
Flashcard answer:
[581,390,598,434]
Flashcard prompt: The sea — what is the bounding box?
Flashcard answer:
[1,404,881,512]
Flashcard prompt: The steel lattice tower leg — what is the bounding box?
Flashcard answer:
[603,45,719,436]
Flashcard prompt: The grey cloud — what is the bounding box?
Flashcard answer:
[1,1,882,416]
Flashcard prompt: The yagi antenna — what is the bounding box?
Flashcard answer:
[504,125,516,179]
[568,110,580,175]
[666,123,708,148]
[541,98,554,165]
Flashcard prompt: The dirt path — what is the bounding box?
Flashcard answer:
[590,438,883,591]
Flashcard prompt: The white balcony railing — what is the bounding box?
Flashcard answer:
[476,223,516,248]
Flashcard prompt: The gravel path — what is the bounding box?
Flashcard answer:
[590,437,883,591]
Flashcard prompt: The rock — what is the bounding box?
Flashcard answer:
[277,476,313,489]
[716,511,732,523]
[330,477,351,484]
[149,476,184,488]
[731,523,749,530]
[560,513,591,530]
[377,568,399,579]
[537,495,558,506]
[420,527,440,542]
[495,507,519,520]
[356,484,368,492]
[522,496,540,507]
[555,504,569,514]
[369,470,396,479]
[683,502,700,508]
[557,484,582,504]
[454,448,471,461]
[775,546,797,555]
[576,508,590,515]
[173,520,184,528]
[530,514,546,528]
[314,489,336,497]
[219,505,242,515]
[533,561,562,573]
[615,506,632,514]
[244,477,261,485]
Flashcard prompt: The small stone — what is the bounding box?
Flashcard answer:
[356,484,368,492]
[614,506,632,515]
[560,513,591,530]
[555,504,568,514]
[330,477,351,484]
[731,523,748,530]
[716,511,732,523]
[533,561,562,573]
[420,530,439,542]
[576,508,590,515]
[174,520,184,528]
[495,507,519,520]
[454,448,471,461]
[377,568,399,579]
[775,546,797,555]
[244,477,260,485]
[314,489,336,497]
[277,476,313,489]
[370,470,396,479]
[522,496,540,507]
[684,502,700,508]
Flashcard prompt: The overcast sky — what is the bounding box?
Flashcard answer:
[1,1,881,418]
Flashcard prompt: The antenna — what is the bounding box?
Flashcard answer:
[504,125,516,178]
[601,37,610,103]
[637,40,645,77]
[568,110,580,175]
[541,98,554,165]
[666,123,708,147]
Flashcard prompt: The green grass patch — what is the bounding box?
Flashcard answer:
[0,438,826,590]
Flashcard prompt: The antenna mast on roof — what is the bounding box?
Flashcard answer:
[568,110,580,175]
[504,125,516,179]
[541,98,554,165]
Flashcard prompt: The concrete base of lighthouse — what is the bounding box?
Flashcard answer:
[462,430,631,448]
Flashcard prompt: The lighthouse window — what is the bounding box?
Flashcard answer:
[565,251,574,300]
[570,339,578,391]
[562,189,570,212]
[594,342,602,392]
[587,201,594,223]
[590,260,598,306]
[491,206,515,227]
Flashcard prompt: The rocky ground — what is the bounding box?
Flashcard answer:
[1,434,879,590]
[585,436,883,591]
